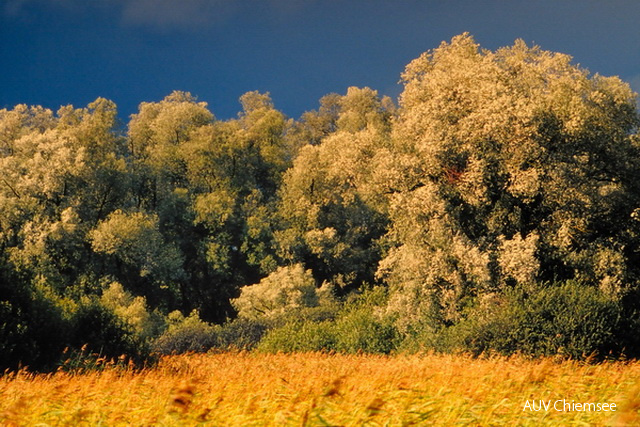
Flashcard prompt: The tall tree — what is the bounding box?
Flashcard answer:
[1,99,128,292]
[126,91,292,321]
[277,87,395,290]
[380,34,640,326]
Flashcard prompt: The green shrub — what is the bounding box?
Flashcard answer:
[215,318,268,350]
[440,281,627,359]
[100,281,166,341]
[72,299,150,366]
[153,310,217,354]
[334,308,398,354]
[232,264,322,320]
[257,321,337,353]
[256,286,398,354]
[343,285,390,309]
[0,284,70,371]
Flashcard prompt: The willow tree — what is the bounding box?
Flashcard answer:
[380,34,640,326]
[277,87,395,290]
[125,91,292,321]
[0,99,129,292]
[0,99,134,369]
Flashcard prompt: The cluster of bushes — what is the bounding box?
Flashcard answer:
[148,283,396,355]
[0,278,151,371]
[400,281,640,359]
[3,268,636,372]
[151,273,639,361]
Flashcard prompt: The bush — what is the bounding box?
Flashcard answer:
[257,286,398,354]
[100,281,165,341]
[333,308,398,354]
[257,321,337,353]
[232,264,327,320]
[71,299,151,366]
[256,310,399,354]
[0,282,70,371]
[152,310,217,354]
[438,281,628,359]
[215,318,268,350]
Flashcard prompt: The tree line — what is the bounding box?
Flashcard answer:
[3,34,640,370]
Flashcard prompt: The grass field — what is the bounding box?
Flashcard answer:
[1,352,640,426]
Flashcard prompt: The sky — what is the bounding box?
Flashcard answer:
[2,0,640,120]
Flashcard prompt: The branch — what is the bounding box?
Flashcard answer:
[2,178,20,198]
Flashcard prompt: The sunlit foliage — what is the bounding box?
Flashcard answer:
[2,34,640,369]
[380,33,640,327]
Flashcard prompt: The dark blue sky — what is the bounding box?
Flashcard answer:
[2,0,640,120]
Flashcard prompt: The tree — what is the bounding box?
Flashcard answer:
[380,34,640,327]
[0,99,138,370]
[128,91,214,210]
[232,264,328,320]
[1,99,129,292]
[277,87,395,290]
[126,91,292,321]
[90,210,184,304]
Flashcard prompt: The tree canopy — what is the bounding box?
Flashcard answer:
[380,33,640,326]
[2,34,640,369]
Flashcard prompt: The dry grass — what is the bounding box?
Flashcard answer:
[1,352,639,426]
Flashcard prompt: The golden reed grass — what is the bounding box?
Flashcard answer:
[1,352,639,426]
